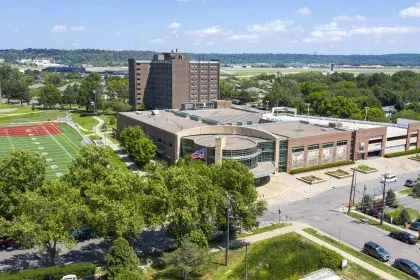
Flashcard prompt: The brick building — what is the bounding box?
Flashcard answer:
[128,51,220,110]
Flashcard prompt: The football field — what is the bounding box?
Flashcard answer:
[0,122,83,180]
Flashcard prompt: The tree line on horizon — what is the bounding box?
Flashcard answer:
[1,48,420,67]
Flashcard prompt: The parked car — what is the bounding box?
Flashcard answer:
[394,258,420,279]
[411,222,420,231]
[0,236,14,250]
[43,275,54,280]
[61,275,77,280]
[405,179,417,187]
[68,227,92,242]
[389,231,417,244]
[381,174,397,184]
[362,241,390,262]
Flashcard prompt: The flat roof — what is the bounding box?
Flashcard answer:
[182,108,262,125]
[184,134,267,149]
[119,110,202,133]
[253,122,345,138]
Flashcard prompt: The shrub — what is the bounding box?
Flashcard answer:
[360,194,373,212]
[0,262,96,280]
[386,189,398,208]
[318,247,342,270]
[413,183,420,198]
[105,237,139,278]
[398,208,411,225]
[384,148,420,158]
[114,270,143,280]
[109,117,116,125]
[289,160,355,174]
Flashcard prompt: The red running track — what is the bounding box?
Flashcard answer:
[0,123,63,137]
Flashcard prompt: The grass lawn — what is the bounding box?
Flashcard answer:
[201,233,381,280]
[388,207,420,220]
[237,223,291,238]
[347,211,401,232]
[0,123,83,180]
[70,111,99,132]
[106,146,127,170]
[302,228,415,280]
[0,110,67,125]
[400,188,413,196]
[0,104,36,115]
[353,164,378,173]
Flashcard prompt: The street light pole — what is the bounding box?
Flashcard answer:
[225,193,232,266]
[245,242,250,280]
[380,174,388,225]
[306,103,311,120]
[364,106,369,129]
[266,100,269,112]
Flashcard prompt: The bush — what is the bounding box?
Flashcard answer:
[413,183,420,198]
[360,194,373,212]
[115,270,143,280]
[384,148,420,158]
[290,160,355,175]
[0,262,96,280]
[398,208,411,225]
[109,117,116,125]
[386,189,398,208]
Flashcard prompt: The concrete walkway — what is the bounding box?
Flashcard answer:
[238,222,397,280]
[92,116,141,173]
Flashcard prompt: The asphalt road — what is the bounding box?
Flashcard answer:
[260,171,420,265]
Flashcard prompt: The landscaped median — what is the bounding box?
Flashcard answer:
[298,175,326,184]
[384,148,420,158]
[326,169,352,179]
[289,160,355,175]
[302,228,416,280]
[347,211,402,232]
[352,164,378,174]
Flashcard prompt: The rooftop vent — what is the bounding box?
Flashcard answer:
[151,110,160,115]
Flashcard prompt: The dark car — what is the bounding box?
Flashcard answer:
[68,227,92,242]
[0,236,14,250]
[394,258,420,279]
[412,222,420,231]
[362,241,390,262]
[43,275,54,280]
[405,179,417,187]
[389,231,417,244]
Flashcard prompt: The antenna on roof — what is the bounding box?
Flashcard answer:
[171,49,174,53]
[176,48,178,53]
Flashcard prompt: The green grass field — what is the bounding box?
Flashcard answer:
[0,123,83,180]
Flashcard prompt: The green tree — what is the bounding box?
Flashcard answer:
[361,194,373,212]
[161,238,210,280]
[105,237,140,278]
[120,126,156,168]
[79,72,103,111]
[366,108,387,122]
[290,98,307,114]
[114,271,143,280]
[385,189,398,208]
[6,180,85,265]
[317,96,361,118]
[397,208,412,225]
[0,67,30,104]
[39,84,61,108]
[106,76,129,101]
[412,182,420,198]
[62,84,78,109]
[42,72,65,87]
[220,77,237,100]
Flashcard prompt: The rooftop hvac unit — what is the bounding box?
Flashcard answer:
[151,110,160,115]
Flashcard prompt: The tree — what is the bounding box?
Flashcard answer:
[114,271,143,280]
[366,108,387,122]
[161,238,210,280]
[106,76,129,101]
[397,208,412,225]
[120,126,156,168]
[39,84,61,108]
[6,180,85,265]
[105,237,139,278]
[42,72,64,87]
[0,67,30,104]
[412,182,420,198]
[361,194,373,213]
[386,189,398,208]
[79,72,103,111]
[220,78,237,100]
[290,98,307,114]
[317,96,361,118]
[62,84,78,109]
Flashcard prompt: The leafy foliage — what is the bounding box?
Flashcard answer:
[386,189,398,208]
[412,182,420,198]
[120,126,156,168]
[160,238,210,280]
[289,160,355,174]
[105,237,140,278]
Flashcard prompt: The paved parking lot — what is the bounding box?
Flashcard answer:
[398,195,420,212]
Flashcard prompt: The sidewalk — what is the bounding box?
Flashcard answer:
[92,116,141,173]
[237,222,397,280]
[261,156,420,205]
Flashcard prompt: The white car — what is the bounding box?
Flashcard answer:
[381,174,397,183]
[61,275,77,280]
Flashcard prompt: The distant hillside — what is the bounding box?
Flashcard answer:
[1,48,420,67]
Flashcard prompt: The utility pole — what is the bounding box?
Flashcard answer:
[348,169,356,213]
[352,171,358,203]
[245,242,250,280]
[361,185,367,212]
[225,193,232,266]
[380,174,387,225]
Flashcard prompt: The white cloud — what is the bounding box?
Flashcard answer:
[315,22,338,31]
[51,25,85,32]
[333,15,366,21]
[297,7,311,16]
[227,34,259,40]
[192,41,201,46]
[150,38,167,44]
[247,20,294,33]
[347,26,420,36]
[400,3,420,17]
[291,25,305,32]
[167,22,181,29]
[248,40,259,44]
[185,26,229,37]
[71,42,80,47]
[206,41,215,45]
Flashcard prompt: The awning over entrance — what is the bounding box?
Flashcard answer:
[250,161,276,178]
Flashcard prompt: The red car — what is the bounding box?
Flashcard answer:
[0,236,14,250]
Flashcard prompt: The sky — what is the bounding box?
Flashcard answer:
[1,0,420,54]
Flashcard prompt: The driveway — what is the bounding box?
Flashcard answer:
[261,171,420,264]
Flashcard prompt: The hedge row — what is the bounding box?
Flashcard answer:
[384,148,420,158]
[289,160,355,175]
[0,262,97,280]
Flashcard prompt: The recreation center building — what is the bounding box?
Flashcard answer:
[117,103,420,182]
